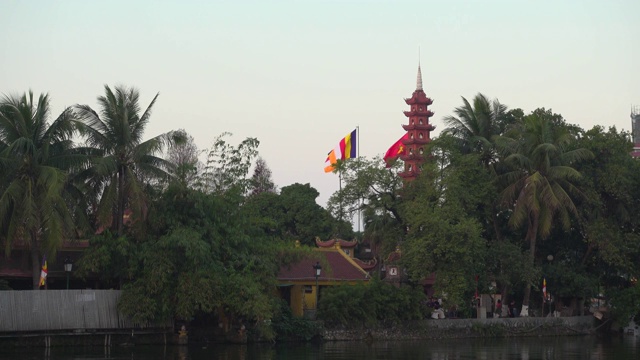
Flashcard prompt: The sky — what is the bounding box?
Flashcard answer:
[1,0,639,214]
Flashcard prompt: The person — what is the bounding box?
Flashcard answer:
[495,299,502,318]
[509,300,517,317]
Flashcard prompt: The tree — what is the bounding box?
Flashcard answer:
[201,132,259,194]
[280,183,347,244]
[116,183,306,340]
[0,91,83,288]
[74,85,174,236]
[400,143,490,308]
[442,95,511,244]
[249,157,277,196]
[442,93,507,167]
[166,129,202,188]
[496,110,592,315]
[327,156,404,254]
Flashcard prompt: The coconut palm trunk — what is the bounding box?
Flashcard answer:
[0,91,82,289]
[74,85,174,236]
[496,111,592,317]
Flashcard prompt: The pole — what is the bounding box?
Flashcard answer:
[315,275,319,310]
[66,272,69,290]
[338,170,343,223]
[357,125,361,233]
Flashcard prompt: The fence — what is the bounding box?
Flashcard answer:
[0,290,166,332]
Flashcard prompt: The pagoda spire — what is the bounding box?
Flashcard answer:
[398,63,435,182]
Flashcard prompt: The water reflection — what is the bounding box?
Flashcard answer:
[0,336,637,360]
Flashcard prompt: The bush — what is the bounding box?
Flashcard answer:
[317,278,428,326]
[271,300,322,341]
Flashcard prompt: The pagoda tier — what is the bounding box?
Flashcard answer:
[403,110,435,118]
[398,168,418,180]
[402,123,436,132]
[402,137,431,145]
[399,153,424,162]
[404,92,433,106]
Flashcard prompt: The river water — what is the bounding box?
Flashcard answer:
[1,336,638,360]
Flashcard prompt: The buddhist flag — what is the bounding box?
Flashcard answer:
[383,133,408,168]
[324,128,358,173]
[542,278,547,299]
[39,256,48,287]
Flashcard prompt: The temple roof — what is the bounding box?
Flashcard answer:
[315,237,358,249]
[353,257,378,271]
[277,248,369,282]
[385,247,402,263]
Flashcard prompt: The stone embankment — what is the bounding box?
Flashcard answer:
[323,316,597,341]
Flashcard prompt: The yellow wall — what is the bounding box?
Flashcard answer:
[290,285,304,317]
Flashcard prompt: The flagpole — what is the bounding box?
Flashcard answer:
[339,169,343,224]
[356,125,361,234]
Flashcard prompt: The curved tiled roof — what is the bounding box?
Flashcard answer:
[278,250,369,282]
[353,257,377,271]
[315,237,358,249]
[385,247,402,263]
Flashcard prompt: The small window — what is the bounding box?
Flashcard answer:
[419,119,423,125]
[411,119,414,125]
[419,147,424,154]
[409,148,414,154]
[418,107,423,111]
[419,132,424,139]
[410,133,414,139]
[304,286,313,293]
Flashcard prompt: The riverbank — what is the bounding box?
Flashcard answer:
[323,316,599,341]
[0,316,602,347]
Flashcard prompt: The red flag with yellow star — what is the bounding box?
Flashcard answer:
[383,134,408,168]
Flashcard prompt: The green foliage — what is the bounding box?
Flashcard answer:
[112,182,310,336]
[327,156,403,254]
[166,129,202,188]
[74,85,174,236]
[442,93,507,166]
[400,147,488,307]
[244,183,347,245]
[249,157,277,196]
[271,300,322,341]
[201,132,260,194]
[75,232,137,288]
[317,279,428,326]
[608,284,640,325]
[0,91,83,288]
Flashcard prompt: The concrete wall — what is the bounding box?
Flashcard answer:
[323,316,597,340]
[0,290,167,332]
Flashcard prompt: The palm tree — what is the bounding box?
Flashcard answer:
[496,113,592,315]
[442,93,507,167]
[74,85,174,236]
[0,91,82,289]
[442,93,509,244]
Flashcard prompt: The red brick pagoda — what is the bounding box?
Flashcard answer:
[398,65,435,181]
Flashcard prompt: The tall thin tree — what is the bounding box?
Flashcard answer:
[0,91,82,288]
[74,85,174,235]
[497,112,592,315]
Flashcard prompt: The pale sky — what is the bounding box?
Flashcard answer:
[1,0,639,213]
